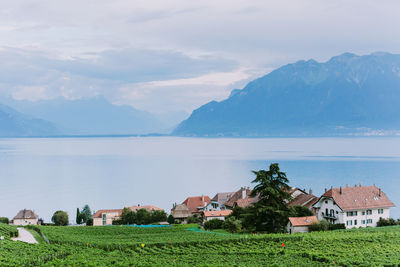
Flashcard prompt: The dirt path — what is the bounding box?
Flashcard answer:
[11,227,38,244]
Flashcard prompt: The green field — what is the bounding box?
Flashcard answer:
[1,223,400,266]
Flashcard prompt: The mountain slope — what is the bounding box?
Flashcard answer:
[5,97,175,135]
[173,52,400,137]
[0,104,58,137]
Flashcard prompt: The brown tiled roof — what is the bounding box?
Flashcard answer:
[203,210,232,217]
[235,197,259,208]
[289,216,318,227]
[182,196,211,213]
[128,205,163,212]
[320,186,395,211]
[289,193,319,209]
[93,209,122,218]
[211,192,235,205]
[224,188,252,208]
[13,209,38,220]
[171,204,191,219]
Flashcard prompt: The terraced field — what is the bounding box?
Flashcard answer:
[1,223,400,266]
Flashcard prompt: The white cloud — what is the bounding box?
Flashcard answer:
[0,0,399,113]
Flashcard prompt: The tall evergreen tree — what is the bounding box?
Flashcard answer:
[76,208,82,224]
[249,163,292,232]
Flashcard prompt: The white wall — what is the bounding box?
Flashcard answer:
[13,218,37,226]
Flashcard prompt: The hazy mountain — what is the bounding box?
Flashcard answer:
[0,103,58,137]
[173,52,400,137]
[4,97,187,135]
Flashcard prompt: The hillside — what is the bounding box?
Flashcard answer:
[0,104,58,137]
[174,52,400,137]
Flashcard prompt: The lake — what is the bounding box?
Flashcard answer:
[1,137,400,222]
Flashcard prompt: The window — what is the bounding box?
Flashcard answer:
[346,220,353,226]
[325,201,328,204]
[362,211,365,215]
[378,209,384,214]
[102,214,106,226]
[326,208,329,215]
[347,211,356,216]
[336,211,338,214]
[367,210,372,215]
[354,220,357,225]
[362,220,366,224]
[354,211,358,216]
[367,219,373,224]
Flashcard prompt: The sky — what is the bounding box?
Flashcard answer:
[0,0,400,114]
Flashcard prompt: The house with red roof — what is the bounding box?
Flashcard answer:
[182,195,211,214]
[313,185,395,228]
[287,216,318,234]
[203,210,232,222]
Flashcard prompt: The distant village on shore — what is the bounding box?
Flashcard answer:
[7,182,395,234]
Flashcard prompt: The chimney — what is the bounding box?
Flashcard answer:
[379,188,382,197]
[359,182,362,187]
[346,184,349,187]
[242,187,246,199]
[201,195,204,202]
[340,186,342,194]
[309,188,313,195]
[324,188,327,193]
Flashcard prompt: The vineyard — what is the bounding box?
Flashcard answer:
[1,223,400,266]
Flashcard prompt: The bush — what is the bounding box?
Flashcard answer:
[167,215,175,224]
[86,218,93,226]
[51,210,69,226]
[0,217,9,224]
[377,218,397,227]
[309,220,330,232]
[223,217,242,233]
[204,219,223,230]
[186,215,202,224]
[329,223,346,230]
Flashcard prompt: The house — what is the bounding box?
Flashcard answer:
[182,195,211,214]
[171,204,191,222]
[287,216,318,234]
[203,210,232,221]
[224,187,257,209]
[313,185,395,228]
[204,192,234,211]
[288,188,319,212]
[93,209,122,226]
[93,205,164,226]
[12,209,38,225]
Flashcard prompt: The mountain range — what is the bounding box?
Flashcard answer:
[0,97,188,136]
[173,52,400,137]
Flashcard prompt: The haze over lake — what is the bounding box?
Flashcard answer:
[1,137,399,222]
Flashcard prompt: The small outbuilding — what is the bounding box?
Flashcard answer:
[171,204,191,223]
[287,216,318,234]
[12,209,39,226]
[203,210,232,222]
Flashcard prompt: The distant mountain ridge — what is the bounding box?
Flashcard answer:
[173,52,400,137]
[3,97,188,135]
[0,103,58,137]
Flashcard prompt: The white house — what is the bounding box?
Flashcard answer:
[313,185,395,228]
[204,192,234,211]
[287,216,318,234]
[12,209,39,226]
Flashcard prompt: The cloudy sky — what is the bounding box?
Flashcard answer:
[1,0,400,113]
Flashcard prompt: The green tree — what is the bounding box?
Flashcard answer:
[121,207,136,225]
[0,217,9,224]
[167,214,175,224]
[223,217,242,233]
[151,210,168,223]
[51,210,69,226]
[186,215,202,224]
[136,209,151,225]
[204,219,223,230]
[289,205,314,217]
[249,163,292,232]
[76,208,82,225]
[80,205,92,224]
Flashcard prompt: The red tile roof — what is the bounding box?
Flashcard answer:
[289,216,318,227]
[203,210,232,217]
[320,185,395,211]
[235,197,258,208]
[182,196,211,213]
[224,188,252,208]
[289,193,319,209]
[93,209,122,218]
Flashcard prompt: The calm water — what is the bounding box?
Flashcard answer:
[1,137,400,222]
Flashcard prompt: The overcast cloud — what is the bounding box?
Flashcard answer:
[0,0,399,113]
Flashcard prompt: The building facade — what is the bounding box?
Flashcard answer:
[313,185,395,228]
[12,209,39,226]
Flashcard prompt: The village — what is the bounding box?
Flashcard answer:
[7,183,395,234]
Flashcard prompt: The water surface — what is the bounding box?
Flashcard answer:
[1,137,399,222]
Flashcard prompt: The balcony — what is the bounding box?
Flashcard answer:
[322,213,337,220]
